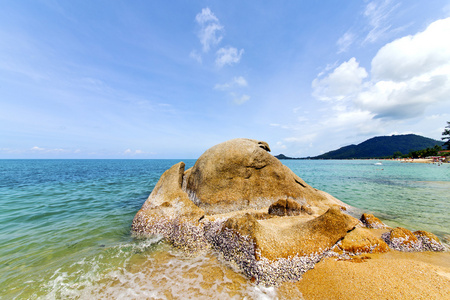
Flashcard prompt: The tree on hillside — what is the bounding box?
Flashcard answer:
[443,121,450,150]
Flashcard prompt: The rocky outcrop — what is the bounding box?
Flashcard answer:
[131,138,446,286]
[414,230,446,251]
[182,138,347,215]
[382,227,445,252]
[132,162,206,252]
[383,227,421,251]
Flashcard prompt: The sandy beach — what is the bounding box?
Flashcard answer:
[398,158,447,164]
[125,241,450,300]
[278,251,450,299]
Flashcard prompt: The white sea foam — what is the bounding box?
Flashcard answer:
[39,238,281,299]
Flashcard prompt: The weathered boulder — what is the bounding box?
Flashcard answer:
[182,138,346,215]
[382,227,446,252]
[413,230,445,251]
[382,227,421,252]
[338,228,389,254]
[132,162,206,252]
[360,213,388,229]
[131,138,445,285]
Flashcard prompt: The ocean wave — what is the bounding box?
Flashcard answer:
[38,238,279,299]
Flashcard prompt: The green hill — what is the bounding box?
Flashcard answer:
[311,134,443,159]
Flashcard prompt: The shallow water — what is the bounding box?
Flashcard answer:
[0,159,448,299]
[284,160,450,237]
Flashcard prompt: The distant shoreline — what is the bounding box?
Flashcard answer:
[276,156,448,163]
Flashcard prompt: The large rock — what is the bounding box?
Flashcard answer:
[132,162,206,252]
[413,230,445,251]
[183,138,346,215]
[382,227,421,252]
[382,228,446,252]
[131,138,445,285]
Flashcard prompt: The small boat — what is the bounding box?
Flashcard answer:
[374,162,382,166]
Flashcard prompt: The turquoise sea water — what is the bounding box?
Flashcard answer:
[0,159,449,299]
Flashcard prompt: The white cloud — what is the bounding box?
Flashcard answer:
[215,47,244,67]
[357,18,450,119]
[313,18,450,120]
[30,146,69,153]
[192,8,244,68]
[215,76,250,105]
[195,7,219,24]
[233,76,248,87]
[363,0,399,43]
[337,31,355,53]
[123,149,153,155]
[195,8,223,53]
[284,133,318,145]
[232,94,250,105]
[31,146,45,151]
[214,76,248,90]
[189,50,202,63]
[276,141,287,150]
[321,109,376,134]
[312,57,368,101]
[371,18,450,81]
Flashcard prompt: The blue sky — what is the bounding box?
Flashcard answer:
[1,0,449,158]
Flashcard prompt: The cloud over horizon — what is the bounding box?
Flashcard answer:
[314,17,450,121]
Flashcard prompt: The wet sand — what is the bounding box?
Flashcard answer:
[279,251,450,300]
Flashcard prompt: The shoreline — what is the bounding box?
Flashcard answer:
[278,251,450,299]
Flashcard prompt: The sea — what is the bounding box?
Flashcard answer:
[0,159,449,299]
